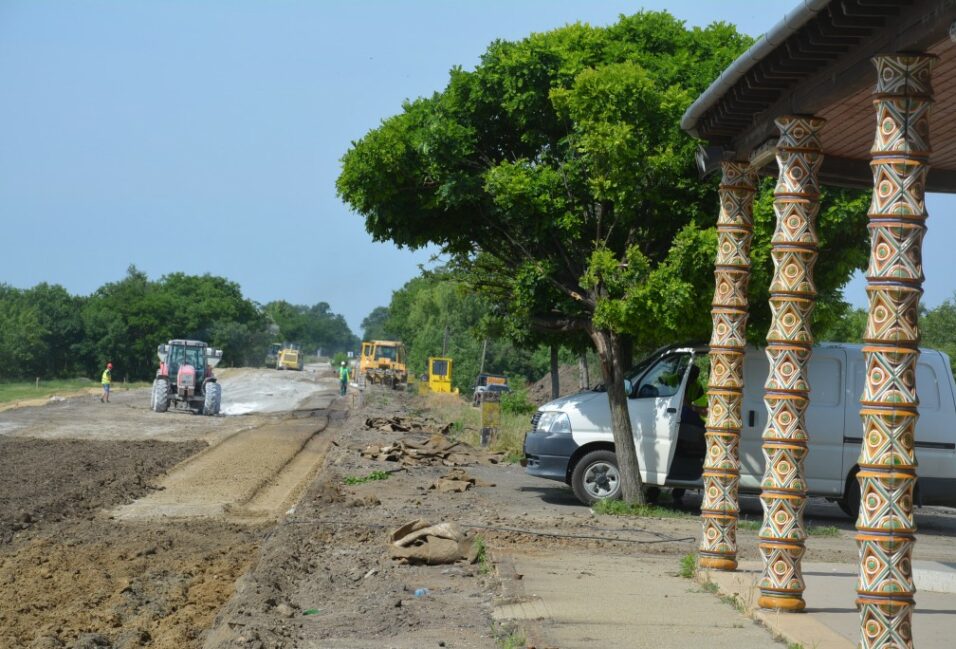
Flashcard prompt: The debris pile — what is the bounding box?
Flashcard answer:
[361,434,488,467]
[389,519,478,565]
[429,468,495,493]
[363,415,451,435]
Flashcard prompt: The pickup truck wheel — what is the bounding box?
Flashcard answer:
[838,475,861,520]
[571,450,622,505]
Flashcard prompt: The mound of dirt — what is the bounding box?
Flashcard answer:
[527,363,591,406]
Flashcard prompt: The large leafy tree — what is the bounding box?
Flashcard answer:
[338,12,869,503]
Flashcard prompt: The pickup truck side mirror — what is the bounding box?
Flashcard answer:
[624,379,633,397]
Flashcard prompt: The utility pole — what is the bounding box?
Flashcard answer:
[579,351,589,390]
[479,338,487,375]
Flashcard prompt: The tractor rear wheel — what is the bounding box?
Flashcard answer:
[203,382,222,416]
[151,378,169,413]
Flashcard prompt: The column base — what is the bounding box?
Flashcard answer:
[698,556,738,571]
[758,593,806,611]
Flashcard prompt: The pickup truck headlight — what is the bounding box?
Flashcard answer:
[535,411,572,434]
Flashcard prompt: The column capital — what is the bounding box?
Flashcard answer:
[873,54,938,97]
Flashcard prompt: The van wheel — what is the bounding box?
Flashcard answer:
[571,450,622,505]
[838,474,861,519]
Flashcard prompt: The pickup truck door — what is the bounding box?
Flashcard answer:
[629,352,692,485]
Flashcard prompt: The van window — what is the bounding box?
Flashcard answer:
[635,354,690,399]
[809,357,841,407]
[917,363,940,410]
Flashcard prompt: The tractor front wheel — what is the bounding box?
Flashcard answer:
[152,378,169,413]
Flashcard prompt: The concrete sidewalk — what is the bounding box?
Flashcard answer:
[703,560,956,648]
[492,550,956,648]
[493,550,779,648]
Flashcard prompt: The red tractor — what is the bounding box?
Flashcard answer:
[151,339,223,415]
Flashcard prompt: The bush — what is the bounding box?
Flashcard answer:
[501,385,536,416]
[330,351,349,368]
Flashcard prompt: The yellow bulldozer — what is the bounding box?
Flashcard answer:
[276,344,304,371]
[359,340,408,389]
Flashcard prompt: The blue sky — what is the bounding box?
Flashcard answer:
[1,1,953,334]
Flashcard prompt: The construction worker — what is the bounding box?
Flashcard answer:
[339,361,349,396]
[100,362,113,403]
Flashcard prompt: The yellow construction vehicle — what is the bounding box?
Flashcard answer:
[276,344,304,371]
[359,340,407,388]
[426,356,456,393]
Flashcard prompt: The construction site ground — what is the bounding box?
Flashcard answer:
[2,364,956,648]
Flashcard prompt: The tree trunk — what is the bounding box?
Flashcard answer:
[579,352,589,390]
[591,327,645,505]
[550,345,559,400]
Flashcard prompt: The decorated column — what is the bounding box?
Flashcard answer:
[698,161,755,571]
[856,53,935,649]
[758,115,824,611]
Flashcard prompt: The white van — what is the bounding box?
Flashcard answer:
[523,343,956,516]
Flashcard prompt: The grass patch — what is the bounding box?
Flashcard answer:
[678,553,696,578]
[808,524,840,537]
[498,633,526,649]
[592,498,692,519]
[343,470,391,485]
[492,621,526,649]
[737,518,761,531]
[0,377,150,404]
[417,392,530,461]
[474,535,492,575]
[702,581,719,594]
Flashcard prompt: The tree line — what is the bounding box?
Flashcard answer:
[0,266,357,381]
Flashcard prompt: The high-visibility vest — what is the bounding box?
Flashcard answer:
[101,369,112,384]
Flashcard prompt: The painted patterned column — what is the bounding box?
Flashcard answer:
[757,115,824,611]
[856,53,935,649]
[698,161,755,571]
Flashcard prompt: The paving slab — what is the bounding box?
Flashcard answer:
[494,550,779,648]
[703,560,956,649]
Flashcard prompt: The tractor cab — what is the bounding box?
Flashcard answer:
[158,340,217,382]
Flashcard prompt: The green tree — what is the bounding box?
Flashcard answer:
[263,300,358,356]
[921,295,956,379]
[337,12,870,503]
[361,306,390,341]
[0,285,47,378]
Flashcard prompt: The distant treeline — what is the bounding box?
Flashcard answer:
[0,266,357,381]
